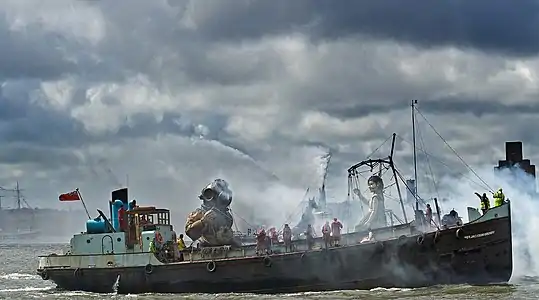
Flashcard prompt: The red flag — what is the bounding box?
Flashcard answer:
[59,190,81,201]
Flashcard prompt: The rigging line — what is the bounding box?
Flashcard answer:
[366,134,394,159]
[416,118,441,200]
[414,108,494,193]
[396,135,489,191]
[413,128,444,216]
[280,191,316,229]
[415,121,431,195]
[227,209,254,228]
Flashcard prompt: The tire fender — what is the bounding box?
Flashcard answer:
[144,264,154,275]
[206,260,216,272]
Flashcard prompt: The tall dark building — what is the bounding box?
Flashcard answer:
[494,141,536,193]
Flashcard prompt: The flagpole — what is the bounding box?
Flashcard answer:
[76,188,92,219]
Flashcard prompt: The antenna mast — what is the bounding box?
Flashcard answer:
[411,100,419,210]
[16,181,21,210]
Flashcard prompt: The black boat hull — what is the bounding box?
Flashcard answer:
[38,208,512,294]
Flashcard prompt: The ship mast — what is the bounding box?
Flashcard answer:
[411,100,419,210]
[16,181,21,210]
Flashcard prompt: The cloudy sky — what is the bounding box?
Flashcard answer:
[0,0,538,228]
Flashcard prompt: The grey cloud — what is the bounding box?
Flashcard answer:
[0,144,81,168]
[115,112,200,139]
[183,0,539,57]
[0,0,538,219]
[322,97,539,121]
[418,99,539,117]
[307,0,539,57]
[0,82,88,148]
[0,23,76,80]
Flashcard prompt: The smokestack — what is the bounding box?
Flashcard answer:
[112,188,128,208]
[110,188,128,232]
[494,141,536,194]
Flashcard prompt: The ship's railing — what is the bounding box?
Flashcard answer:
[183,222,416,262]
[37,222,416,262]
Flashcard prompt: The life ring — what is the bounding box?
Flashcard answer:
[455,228,463,239]
[40,270,49,280]
[206,260,216,272]
[417,235,425,245]
[155,232,164,244]
[73,268,82,278]
[145,263,154,275]
[263,256,272,267]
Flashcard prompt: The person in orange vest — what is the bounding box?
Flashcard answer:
[269,227,279,245]
[256,229,267,255]
[331,218,343,246]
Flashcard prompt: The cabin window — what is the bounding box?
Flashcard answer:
[156,212,170,225]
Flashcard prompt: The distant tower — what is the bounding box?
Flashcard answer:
[494,141,536,194]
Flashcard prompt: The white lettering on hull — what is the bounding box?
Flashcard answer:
[464,230,495,239]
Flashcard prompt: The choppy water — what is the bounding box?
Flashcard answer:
[1,243,538,299]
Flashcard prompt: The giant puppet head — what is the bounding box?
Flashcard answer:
[185,179,238,247]
[367,175,384,194]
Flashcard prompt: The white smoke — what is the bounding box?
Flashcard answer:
[201,145,335,234]
[433,165,538,280]
[315,150,332,188]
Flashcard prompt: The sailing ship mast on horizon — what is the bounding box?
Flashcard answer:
[0,181,30,210]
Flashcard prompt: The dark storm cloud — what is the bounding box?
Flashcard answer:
[186,0,539,57]
[322,97,539,120]
[0,144,81,168]
[0,83,88,147]
[0,90,214,167]
[0,25,76,80]
[323,102,411,119]
[418,99,539,117]
[0,9,131,85]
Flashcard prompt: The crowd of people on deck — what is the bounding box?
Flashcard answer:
[253,217,344,255]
